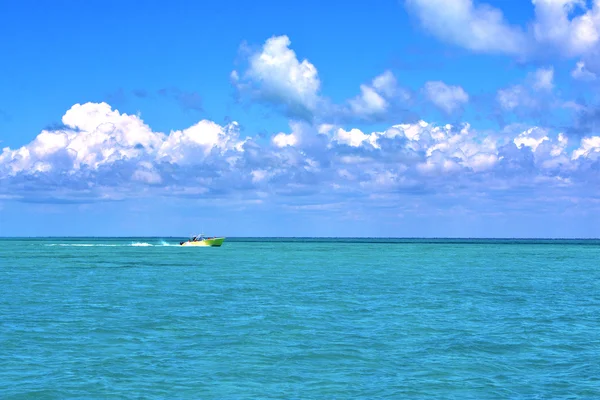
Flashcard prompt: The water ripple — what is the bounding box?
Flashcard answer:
[1,238,599,398]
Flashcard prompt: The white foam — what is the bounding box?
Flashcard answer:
[45,244,118,247]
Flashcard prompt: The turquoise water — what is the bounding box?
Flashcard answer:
[1,238,599,399]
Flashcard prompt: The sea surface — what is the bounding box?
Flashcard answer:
[1,237,599,399]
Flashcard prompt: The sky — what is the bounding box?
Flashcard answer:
[2,0,600,237]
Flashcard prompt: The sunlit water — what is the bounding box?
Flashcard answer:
[1,238,599,398]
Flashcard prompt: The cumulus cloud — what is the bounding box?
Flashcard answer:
[272,131,298,148]
[0,102,250,200]
[231,35,322,120]
[531,0,600,57]
[345,70,411,120]
[349,82,389,117]
[3,102,600,210]
[1,102,165,175]
[572,135,600,160]
[228,33,597,137]
[232,36,414,123]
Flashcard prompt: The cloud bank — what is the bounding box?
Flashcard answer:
[2,101,600,215]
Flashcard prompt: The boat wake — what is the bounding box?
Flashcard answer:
[44,241,177,247]
[45,244,119,247]
[131,241,177,247]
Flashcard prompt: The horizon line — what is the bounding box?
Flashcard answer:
[1,236,600,240]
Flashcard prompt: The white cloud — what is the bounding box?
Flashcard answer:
[251,169,269,183]
[496,67,557,111]
[405,0,600,63]
[2,101,599,207]
[0,102,166,175]
[424,81,469,114]
[349,85,388,117]
[231,35,322,119]
[232,37,412,123]
[405,0,528,55]
[531,0,600,57]
[347,71,406,119]
[158,120,243,165]
[270,120,327,150]
[572,135,600,159]
[571,61,597,80]
[331,128,378,148]
[272,132,298,148]
[497,85,530,111]
[0,102,248,195]
[532,67,554,91]
[514,127,550,151]
[372,70,399,97]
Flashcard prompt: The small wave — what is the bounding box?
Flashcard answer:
[130,242,153,247]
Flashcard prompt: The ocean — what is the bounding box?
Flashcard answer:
[1,237,599,398]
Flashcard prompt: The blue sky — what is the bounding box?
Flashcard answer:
[2,0,600,237]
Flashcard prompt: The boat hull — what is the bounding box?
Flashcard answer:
[180,237,225,247]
